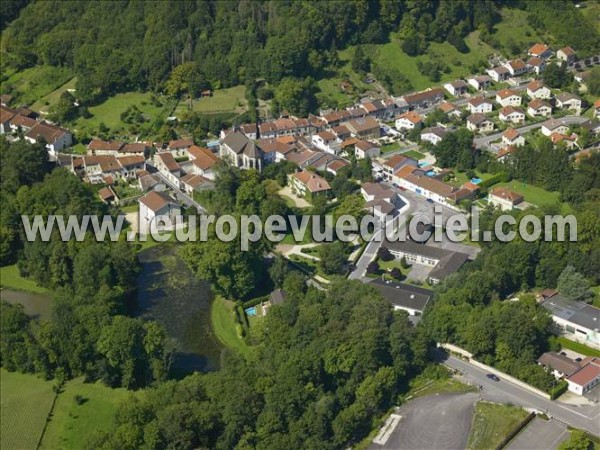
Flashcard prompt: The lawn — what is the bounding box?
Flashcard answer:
[1,369,57,450]
[39,378,133,450]
[30,77,78,113]
[580,1,600,33]
[402,150,426,161]
[592,285,600,308]
[381,142,401,154]
[2,65,74,106]
[467,402,530,450]
[447,170,495,188]
[71,92,168,135]
[407,377,477,400]
[494,181,562,207]
[175,85,248,115]
[0,264,50,294]
[558,337,600,358]
[210,296,252,357]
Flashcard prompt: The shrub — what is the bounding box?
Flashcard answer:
[549,380,568,400]
[390,268,402,279]
[367,261,380,274]
[378,247,394,262]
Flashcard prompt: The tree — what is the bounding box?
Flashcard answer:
[165,62,206,98]
[587,67,600,96]
[558,430,593,450]
[378,247,394,262]
[541,62,573,89]
[366,261,379,274]
[317,241,348,275]
[273,77,318,117]
[390,267,402,279]
[48,91,78,123]
[352,45,370,74]
[557,265,590,300]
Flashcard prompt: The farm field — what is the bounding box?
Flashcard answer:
[2,65,73,107]
[174,85,248,115]
[1,369,56,450]
[467,401,529,450]
[39,378,132,450]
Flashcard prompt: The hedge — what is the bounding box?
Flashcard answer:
[479,172,511,189]
[549,380,569,400]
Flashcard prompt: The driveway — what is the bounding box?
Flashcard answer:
[369,392,478,450]
[278,186,310,208]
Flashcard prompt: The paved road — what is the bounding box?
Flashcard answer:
[439,352,600,436]
[474,115,590,151]
[369,393,477,450]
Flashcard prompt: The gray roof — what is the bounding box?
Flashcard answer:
[370,279,432,313]
[541,295,600,332]
[383,238,449,259]
[428,252,469,281]
[222,130,263,158]
[537,351,581,376]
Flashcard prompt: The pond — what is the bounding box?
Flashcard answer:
[135,245,222,374]
[0,289,52,320]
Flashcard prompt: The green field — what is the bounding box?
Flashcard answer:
[174,85,248,115]
[30,77,78,113]
[580,1,600,33]
[0,264,49,294]
[467,402,530,450]
[1,370,57,450]
[210,297,252,357]
[71,91,168,135]
[558,337,600,357]
[592,286,600,308]
[407,377,476,400]
[494,181,562,207]
[489,9,544,57]
[448,170,495,188]
[39,378,133,450]
[402,150,426,161]
[2,65,74,106]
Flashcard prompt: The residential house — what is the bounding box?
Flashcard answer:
[382,154,418,181]
[526,57,546,75]
[557,46,576,65]
[23,121,72,157]
[219,129,263,171]
[467,97,493,114]
[402,88,445,109]
[138,173,165,192]
[551,132,578,150]
[320,109,351,128]
[489,187,524,210]
[288,171,331,199]
[256,137,295,164]
[395,111,423,131]
[98,186,118,205]
[541,118,570,136]
[180,173,213,195]
[72,155,122,184]
[467,75,492,91]
[496,145,516,163]
[443,80,469,96]
[344,116,380,140]
[504,59,528,77]
[360,182,404,223]
[325,159,350,176]
[496,89,522,107]
[154,152,182,187]
[138,191,181,234]
[87,140,124,155]
[167,138,194,157]
[0,106,15,134]
[186,145,218,179]
[331,125,352,142]
[117,155,146,179]
[420,127,447,145]
[9,113,36,132]
[466,113,494,133]
[537,352,581,379]
[555,93,582,114]
[528,43,552,59]
[239,123,258,140]
[526,80,551,99]
[566,359,600,395]
[487,66,510,83]
[499,106,526,124]
[354,140,380,159]
[369,279,432,320]
[502,128,525,147]
[527,99,552,117]
[438,102,461,118]
[541,292,600,350]
[581,119,600,136]
[312,131,341,154]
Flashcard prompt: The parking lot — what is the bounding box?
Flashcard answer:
[505,418,569,450]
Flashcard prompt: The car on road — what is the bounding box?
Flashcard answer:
[426,198,434,203]
[392,183,400,188]
[486,373,500,382]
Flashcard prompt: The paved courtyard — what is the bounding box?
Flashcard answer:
[506,418,569,450]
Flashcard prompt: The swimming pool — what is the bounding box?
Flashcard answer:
[425,170,436,177]
[418,162,430,168]
[470,177,482,184]
[245,307,257,316]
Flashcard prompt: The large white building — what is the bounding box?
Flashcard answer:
[541,294,600,350]
[138,191,181,235]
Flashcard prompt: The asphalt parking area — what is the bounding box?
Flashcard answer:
[505,418,569,450]
[369,392,477,450]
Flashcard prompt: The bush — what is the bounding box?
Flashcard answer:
[400,257,409,269]
[390,268,402,279]
[479,172,510,189]
[378,247,394,262]
[549,380,568,400]
[367,261,380,274]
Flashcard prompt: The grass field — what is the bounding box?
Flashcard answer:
[2,65,74,107]
[489,9,544,57]
[448,170,495,188]
[210,297,252,357]
[402,150,426,161]
[494,181,562,206]
[30,77,78,113]
[580,1,600,33]
[467,402,529,450]
[175,85,247,115]
[1,369,57,450]
[558,337,600,357]
[39,378,133,450]
[407,377,477,400]
[0,264,49,294]
[71,92,167,135]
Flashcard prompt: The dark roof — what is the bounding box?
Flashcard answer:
[383,239,450,259]
[537,352,580,376]
[370,279,432,312]
[270,289,287,306]
[541,295,600,331]
[428,252,469,281]
[222,130,263,158]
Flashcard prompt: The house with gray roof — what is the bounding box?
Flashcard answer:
[369,279,433,322]
[219,129,264,171]
[541,293,600,349]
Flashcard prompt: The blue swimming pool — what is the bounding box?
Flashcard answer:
[425,170,436,177]
[245,307,257,316]
[418,162,430,168]
[470,177,482,184]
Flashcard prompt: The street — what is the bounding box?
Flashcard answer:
[438,352,600,436]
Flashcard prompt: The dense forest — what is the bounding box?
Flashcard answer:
[0,138,171,388]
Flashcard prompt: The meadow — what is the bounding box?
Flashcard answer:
[174,85,248,116]
[2,65,73,107]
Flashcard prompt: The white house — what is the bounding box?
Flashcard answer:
[502,128,525,147]
[526,57,546,75]
[528,43,552,60]
[167,138,194,158]
[555,93,582,114]
[496,89,522,107]
[443,80,469,97]
[138,191,181,234]
[186,145,218,179]
[467,97,493,114]
[504,59,528,77]
[467,75,492,91]
[23,121,73,159]
[499,106,525,124]
[566,360,600,395]
[420,127,447,145]
[541,119,570,137]
[526,80,551,99]
[354,140,380,159]
[395,111,423,131]
[487,66,510,83]
[557,46,576,65]
[312,131,341,154]
[154,152,182,188]
[489,187,524,210]
[527,99,552,117]
[467,114,494,133]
